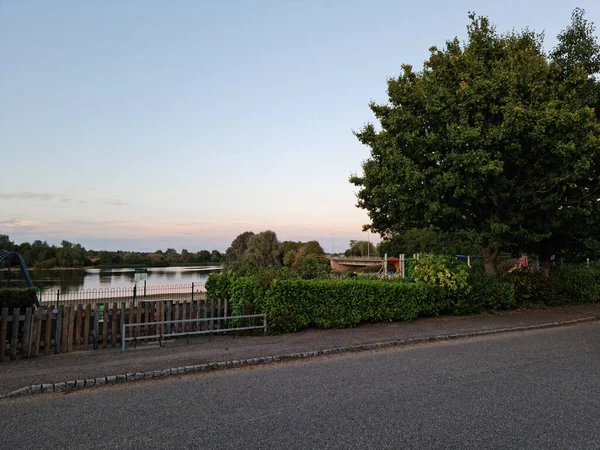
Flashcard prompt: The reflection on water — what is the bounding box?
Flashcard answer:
[2,266,222,291]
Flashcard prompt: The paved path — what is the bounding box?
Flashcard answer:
[1,304,600,396]
[1,322,599,449]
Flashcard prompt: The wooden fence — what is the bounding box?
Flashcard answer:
[0,299,230,362]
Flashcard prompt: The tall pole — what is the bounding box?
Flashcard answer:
[367,232,370,258]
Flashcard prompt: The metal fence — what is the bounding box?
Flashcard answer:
[121,314,267,351]
[37,283,206,307]
[1,300,268,362]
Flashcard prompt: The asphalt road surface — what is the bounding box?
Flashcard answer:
[1,322,599,449]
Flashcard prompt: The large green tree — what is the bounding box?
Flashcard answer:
[243,230,281,269]
[351,12,600,274]
[225,231,256,270]
[529,8,600,269]
[0,235,14,252]
[377,228,480,257]
[344,240,378,257]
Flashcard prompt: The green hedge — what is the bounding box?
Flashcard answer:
[551,267,600,305]
[454,271,516,315]
[262,279,442,333]
[503,267,600,306]
[0,288,38,309]
[229,276,263,316]
[205,272,234,305]
[207,266,600,335]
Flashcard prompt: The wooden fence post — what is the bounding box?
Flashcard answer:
[84,304,91,351]
[61,306,69,353]
[22,307,32,358]
[75,305,82,351]
[11,307,20,360]
[166,301,172,335]
[102,303,108,349]
[145,302,151,339]
[0,308,8,362]
[67,306,75,353]
[136,302,142,337]
[33,309,42,357]
[127,303,134,341]
[111,303,117,348]
[156,302,161,337]
[174,303,180,334]
[93,307,99,350]
[44,307,52,356]
[190,302,196,332]
[55,306,63,354]
[120,302,126,345]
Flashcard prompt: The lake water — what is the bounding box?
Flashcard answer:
[3,266,222,291]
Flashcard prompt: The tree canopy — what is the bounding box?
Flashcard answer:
[225,232,329,276]
[344,240,378,257]
[0,234,224,269]
[350,10,600,274]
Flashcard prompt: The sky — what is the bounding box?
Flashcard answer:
[1,0,598,252]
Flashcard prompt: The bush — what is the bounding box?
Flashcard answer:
[552,267,600,305]
[229,276,263,316]
[205,272,235,305]
[500,267,600,307]
[209,269,299,320]
[413,254,470,295]
[249,267,299,290]
[502,271,555,306]
[297,254,330,279]
[454,271,516,314]
[262,279,443,333]
[0,288,38,309]
[404,258,417,280]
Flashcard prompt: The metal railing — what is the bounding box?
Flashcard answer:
[330,256,384,261]
[121,314,267,351]
[37,283,206,307]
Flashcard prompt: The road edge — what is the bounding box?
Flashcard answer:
[3,315,598,399]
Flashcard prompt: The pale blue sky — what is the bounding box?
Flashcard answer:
[1,0,598,252]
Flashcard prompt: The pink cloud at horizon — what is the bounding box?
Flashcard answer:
[1,218,379,252]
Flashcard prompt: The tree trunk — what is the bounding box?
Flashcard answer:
[541,258,552,279]
[483,249,498,276]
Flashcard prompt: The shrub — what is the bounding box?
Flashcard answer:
[229,276,263,316]
[502,271,555,306]
[205,272,235,305]
[210,270,298,320]
[500,267,600,307]
[454,270,516,314]
[0,288,38,309]
[262,279,442,333]
[413,254,470,296]
[297,254,330,279]
[404,258,417,280]
[552,267,600,305]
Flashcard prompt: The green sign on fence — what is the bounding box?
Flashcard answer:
[134,268,148,282]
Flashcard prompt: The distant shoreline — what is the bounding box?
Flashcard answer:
[0,264,223,272]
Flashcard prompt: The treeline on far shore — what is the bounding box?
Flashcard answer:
[0,235,225,269]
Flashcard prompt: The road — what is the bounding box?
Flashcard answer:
[1,323,599,449]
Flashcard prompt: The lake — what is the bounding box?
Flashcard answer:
[2,266,222,291]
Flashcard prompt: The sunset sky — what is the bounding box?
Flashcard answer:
[2,0,597,252]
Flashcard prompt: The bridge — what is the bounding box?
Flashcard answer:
[329,256,384,272]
